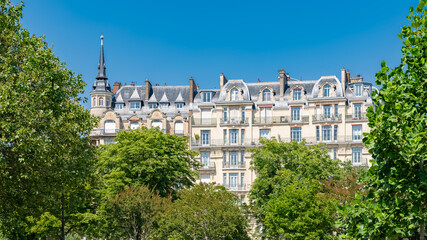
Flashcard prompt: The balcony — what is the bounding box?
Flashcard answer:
[303,136,364,145]
[312,114,342,122]
[345,113,368,121]
[90,128,121,136]
[223,161,246,169]
[191,138,253,147]
[198,162,216,171]
[347,158,370,166]
[223,184,249,191]
[191,118,217,126]
[220,117,249,125]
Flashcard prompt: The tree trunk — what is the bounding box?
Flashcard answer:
[420,223,425,240]
[61,195,65,240]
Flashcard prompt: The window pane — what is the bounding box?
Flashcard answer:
[352,125,362,140]
[293,89,301,100]
[291,107,301,121]
[322,126,331,141]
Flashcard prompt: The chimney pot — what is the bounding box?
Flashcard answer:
[164,83,167,86]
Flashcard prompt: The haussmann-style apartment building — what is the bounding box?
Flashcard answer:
[90,37,376,202]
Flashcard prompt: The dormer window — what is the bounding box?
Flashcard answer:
[160,103,168,109]
[130,102,141,110]
[149,103,157,109]
[231,89,239,101]
[293,89,301,100]
[262,89,271,101]
[116,103,124,110]
[176,103,183,109]
[355,84,362,97]
[323,84,331,97]
[202,92,212,102]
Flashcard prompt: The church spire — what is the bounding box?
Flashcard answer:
[96,35,107,80]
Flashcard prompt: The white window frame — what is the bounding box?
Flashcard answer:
[176,103,183,109]
[201,130,210,146]
[323,84,331,97]
[355,84,362,97]
[262,89,271,101]
[291,128,301,142]
[352,125,362,141]
[149,103,157,109]
[130,121,139,130]
[291,107,301,121]
[322,126,331,142]
[202,92,212,103]
[231,89,239,101]
[201,152,210,168]
[293,89,301,100]
[352,148,362,165]
[130,102,141,110]
[116,103,124,110]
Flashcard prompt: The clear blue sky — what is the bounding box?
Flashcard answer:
[19,0,417,109]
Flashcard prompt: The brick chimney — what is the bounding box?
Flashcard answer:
[278,68,287,101]
[341,67,347,91]
[113,82,122,93]
[220,73,228,91]
[189,76,197,103]
[145,79,152,101]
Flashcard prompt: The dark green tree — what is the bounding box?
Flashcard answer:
[0,1,98,239]
[249,139,341,239]
[157,183,250,240]
[339,1,427,239]
[106,185,171,240]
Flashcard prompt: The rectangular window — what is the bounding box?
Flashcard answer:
[241,129,245,145]
[335,104,338,117]
[149,103,157,109]
[104,140,115,144]
[260,129,270,139]
[260,107,272,124]
[201,152,210,168]
[201,130,210,146]
[291,107,301,121]
[333,148,337,160]
[293,89,301,100]
[354,104,362,119]
[176,103,183,109]
[130,121,139,130]
[229,152,238,167]
[316,126,320,142]
[240,173,245,188]
[334,125,338,141]
[201,174,210,183]
[352,148,362,165]
[229,173,238,189]
[352,125,362,141]
[223,108,228,122]
[223,173,227,185]
[241,108,245,122]
[355,84,362,97]
[223,151,227,167]
[116,103,124,110]
[223,129,227,145]
[291,128,301,142]
[323,105,331,119]
[230,129,238,145]
[160,103,168,109]
[240,196,245,205]
[322,126,331,141]
[240,151,245,166]
[130,102,141,109]
[202,92,212,102]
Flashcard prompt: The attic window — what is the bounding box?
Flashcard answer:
[176,103,184,109]
[323,84,331,97]
[160,103,168,109]
[202,92,212,103]
[293,89,301,101]
[355,84,362,97]
[231,89,239,101]
[130,102,141,110]
[262,89,271,101]
[149,103,157,109]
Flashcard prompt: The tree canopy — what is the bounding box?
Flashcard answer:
[157,183,250,240]
[339,1,427,239]
[97,126,200,200]
[0,1,98,239]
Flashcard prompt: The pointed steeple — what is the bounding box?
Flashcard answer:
[96,35,107,80]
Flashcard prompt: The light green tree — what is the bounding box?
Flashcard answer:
[157,183,250,240]
[339,1,427,239]
[0,1,98,239]
[249,139,341,239]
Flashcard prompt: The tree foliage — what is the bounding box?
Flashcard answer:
[339,1,427,239]
[97,126,200,200]
[0,1,98,239]
[157,183,250,240]
[106,185,171,240]
[249,139,342,239]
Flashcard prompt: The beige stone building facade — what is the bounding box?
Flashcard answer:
[90,38,375,202]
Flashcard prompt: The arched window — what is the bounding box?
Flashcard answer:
[104,120,115,134]
[130,121,139,130]
[151,120,162,130]
[231,89,239,101]
[98,97,104,106]
[92,97,96,106]
[323,84,331,97]
[174,121,184,134]
[262,89,271,101]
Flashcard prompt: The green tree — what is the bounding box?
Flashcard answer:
[106,185,171,240]
[157,183,250,240]
[339,1,427,239]
[97,126,200,200]
[0,1,98,239]
[249,139,341,239]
